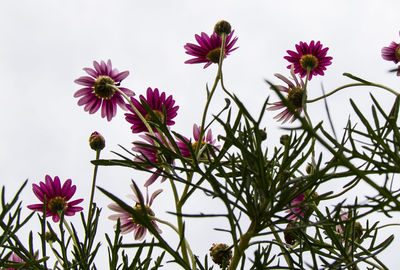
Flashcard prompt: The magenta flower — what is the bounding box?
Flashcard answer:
[74,60,134,121]
[184,31,238,68]
[108,184,162,240]
[125,87,179,134]
[267,65,305,123]
[2,252,38,270]
[284,41,332,80]
[176,124,218,158]
[27,175,83,222]
[133,133,174,187]
[336,211,349,234]
[286,193,305,221]
[381,31,400,64]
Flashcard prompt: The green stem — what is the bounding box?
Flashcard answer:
[269,225,294,269]
[49,242,64,267]
[87,149,101,226]
[307,82,399,104]
[227,222,255,270]
[111,85,155,137]
[62,218,79,250]
[152,216,196,270]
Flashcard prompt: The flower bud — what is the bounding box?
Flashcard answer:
[89,131,105,151]
[354,221,363,240]
[209,243,232,268]
[257,128,267,141]
[45,231,58,243]
[305,163,313,174]
[214,20,231,36]
[284,222,300,245]
[280,134,289,145]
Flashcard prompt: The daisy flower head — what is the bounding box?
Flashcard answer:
[74,60,134,121]
[184,30,238,68]
[267,65,305,123]
[176,124,218,158]
[284,41,332,80]
[133,133,174,187]
[27,175,83,222]
[286,193,305,221]
[108,184,162,241]
[2,252,38,270]
[125,87,179,134]
[381,31,400,64]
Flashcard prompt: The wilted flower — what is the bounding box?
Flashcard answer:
[267,65,305,123]
[74,60,134,121]
[108,184,162,241]
[286,193,305,221]
[133,133,174,187]
[284,41,332,80]
[184,31,238,68]
[284,222,301,245]
[176,124,218,158]
[381,31,400,64]
[27,175,83,222]
[125,87,179,134]
[209,243,232,268]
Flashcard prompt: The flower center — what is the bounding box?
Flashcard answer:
[131,204,155,225]
[395,45,400,61]
[144,110,165,123]
[48,197,67,213]
[287,87,304,108]
[206,48,224,63]
[93,76,116,99]
[300,54,319,71]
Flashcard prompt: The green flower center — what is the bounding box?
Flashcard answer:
[395,45,400,61]
[145,110,164,123]
[287,87,304,108]
[131,204,155,225]
[48,197,67,213]
[300,54,319,71]
[206,48,224,63]
[93,76,115,99]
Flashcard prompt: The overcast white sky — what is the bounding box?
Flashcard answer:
[1,0,400,269]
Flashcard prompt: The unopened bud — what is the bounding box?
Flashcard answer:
[280,134,289,145]
[305,163,313,174]
[214,20,231,36]
[45,231,58,243]
[89,131,105,151]
[284,222,300,245]
[210,243,232,268]
[354,222,363,240]
[257,128,267,141]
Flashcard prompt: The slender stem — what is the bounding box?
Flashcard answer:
[87,149,101,225]
[49,242,64,267]
[307,83,399,104]
[62,218,79,250]
[227,222,255,270]
[152,216,196,270]
[111,85,155,137]
[269,225,295,269]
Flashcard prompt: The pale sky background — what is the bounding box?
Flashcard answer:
[1,0,400,269]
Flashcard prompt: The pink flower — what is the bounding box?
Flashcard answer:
[125,87,179,134]
[381,31,400,64]
[108,184,162,241]
[184,31,238,68]
[336,211,349,234]
[176,124,218,158]
[267,65,305,123]
[2,252,38,270]
[74,60,134,121]
[27,175,83,222]
[133,133,174,187]
[284,41,332,80]
[286,193,305,221]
